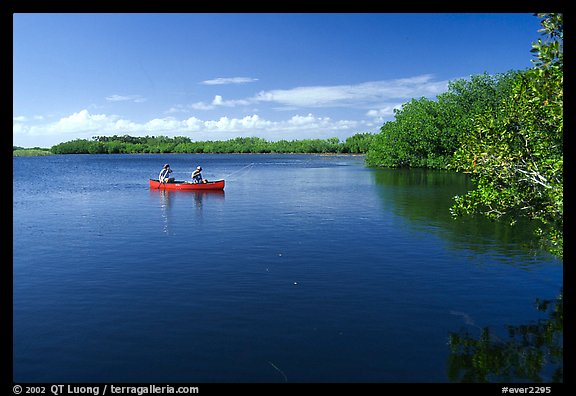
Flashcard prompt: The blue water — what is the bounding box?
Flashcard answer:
[12,154,562,382]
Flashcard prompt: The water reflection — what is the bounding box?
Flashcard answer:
[447,290,563,383]
[158,189,173,235]
[371,168,549,260]
[150,189,225,234]
[190,190,225,209]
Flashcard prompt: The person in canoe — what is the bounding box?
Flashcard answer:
[191,165,208,184]
[159,163,175,183]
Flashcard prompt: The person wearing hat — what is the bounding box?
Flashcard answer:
[159,163,175,183]
[191,165,207,184]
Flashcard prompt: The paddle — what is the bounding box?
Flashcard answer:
[158,168,164,189]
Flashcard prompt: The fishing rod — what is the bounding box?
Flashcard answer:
[222,162,255,180]
[161,162,255,181]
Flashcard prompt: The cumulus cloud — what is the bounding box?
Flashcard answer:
[212,95,224,105]
[201,77,259,85]
[211,95,251,107]
[49,109,110,133]
[366,104,402,118]
[13,108,365,147]
[288,114,318,126]
[13,110,121,147]
[168,95,252,112]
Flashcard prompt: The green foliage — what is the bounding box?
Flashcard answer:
[448,291,563,382]
[13,148,53,156]
[366,97,441,168]
[342,133,374,153]
[50,133,375,155]
[51,139,95,154]
[366,72,520,169]
[450,13,563,257]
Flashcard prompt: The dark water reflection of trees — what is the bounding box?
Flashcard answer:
[371,168,562,382]
[371,168,551,261]
[447,291,563,383]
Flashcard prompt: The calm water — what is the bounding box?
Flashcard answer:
[13,154,562,383]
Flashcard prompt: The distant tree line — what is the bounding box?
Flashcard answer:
[50,134,374,155]
[13,146,52,156]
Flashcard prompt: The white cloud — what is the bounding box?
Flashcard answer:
[13,110,120,147]
[203,115,271,131]
[366,104,402,118]
[50,109,110,133]
[288,114,317,126]
[113,119,140,130]
[212,95,224,105]
[165,105,186,114]
[170,74,449,114]
[144,117,183,132]
[13,109,367,147]
[190,102,215,111]
[253,75,448,108]
[106,94,146,103]
[211,95,251,107]
[201,77,259,85]
[185,117,203,130]
[13,122,27,134]
[168,95,252,112]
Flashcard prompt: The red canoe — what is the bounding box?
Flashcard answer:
[149,179,225,191]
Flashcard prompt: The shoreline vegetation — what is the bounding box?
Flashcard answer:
[18,134,374,156]
[13,148,53,156]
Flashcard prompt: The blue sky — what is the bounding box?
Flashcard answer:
[13,13,543,148]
